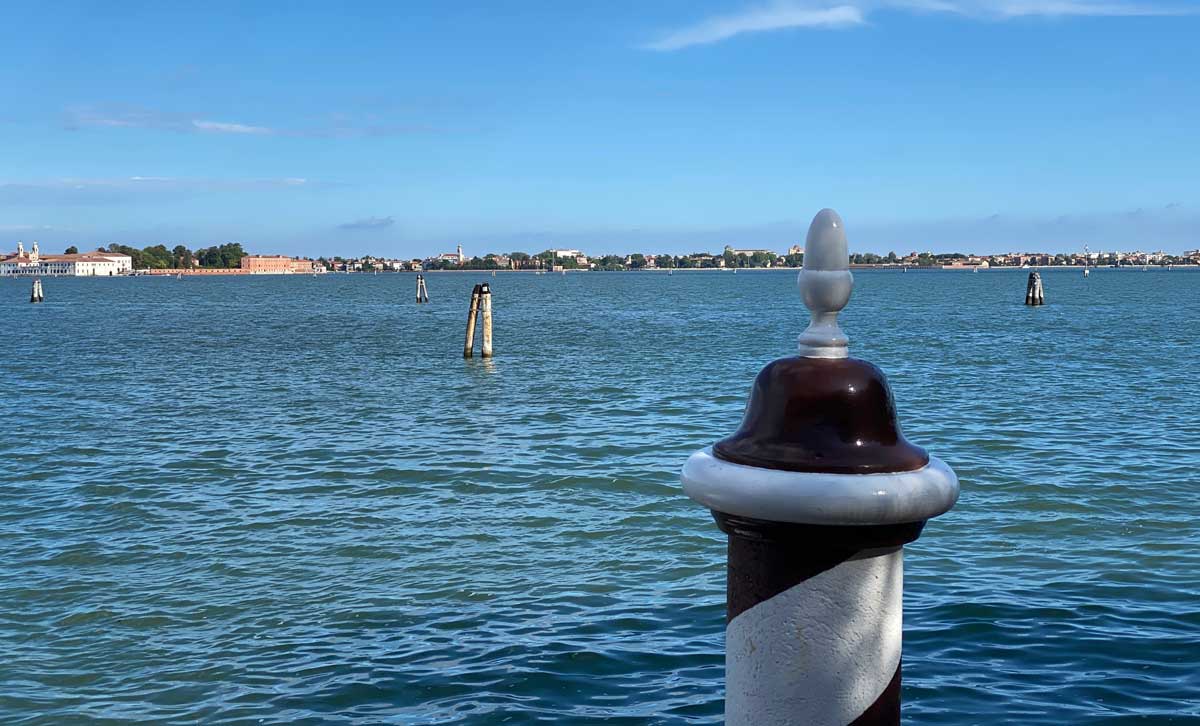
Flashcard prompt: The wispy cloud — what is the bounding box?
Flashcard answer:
[191,119,274,135]
[0,176,330,206]
[981,0,1193,17]
[64,105,439,138]
[339,215,396,230]
[0,224,56,232]
[643,4,864,50]
[644,0,1195,50]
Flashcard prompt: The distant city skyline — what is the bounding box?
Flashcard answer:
[2,2,1198,254]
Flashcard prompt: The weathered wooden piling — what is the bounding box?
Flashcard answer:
[463,284,482,357]
[416,274,429,303]
[1025,271,1044,306]
[681,209,959,726]
[479,282,493,358]
[30,278,44,303]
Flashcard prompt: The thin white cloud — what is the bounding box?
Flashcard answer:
[64,105,442,138]
[192,119,275,135]
[987,0,1191,16]
[644,4,864,50]
[645,0,1195,50]
[0,176,331,206]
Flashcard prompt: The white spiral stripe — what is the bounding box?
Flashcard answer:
[725,548,902,726]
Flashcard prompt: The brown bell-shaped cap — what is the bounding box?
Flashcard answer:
[712,356,928,474]
[713,209,927,474]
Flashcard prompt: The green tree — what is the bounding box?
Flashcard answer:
[750,251,775,268]
[64,245,78,254]
[141,244,173,269]
[107,243,146,269]
[172,245,194,268]
[628,253,646,269]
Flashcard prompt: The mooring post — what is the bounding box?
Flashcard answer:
[463,283,481,357]
[30,278,43,304]
[1025,271,1044,306]
[480,282,493,358]
[416,274,429,303]
[681,209,959,726]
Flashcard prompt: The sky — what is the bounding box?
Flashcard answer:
[2,0,1198,257]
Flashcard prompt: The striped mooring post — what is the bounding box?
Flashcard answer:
[30,278,44,303]
[681,209,959,726]
[1025,271,1044,306]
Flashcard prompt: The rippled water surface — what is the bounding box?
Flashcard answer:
[2,269,1198,725]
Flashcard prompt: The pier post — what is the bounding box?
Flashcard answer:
[463,283,481,357]
[479,283,493,358]
[416,274,429,303]
[30,278,44,303]
[681,209,959,726]
[1025,271,1044,306]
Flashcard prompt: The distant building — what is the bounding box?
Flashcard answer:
[0,241,128,276]
[725,245,776,257]
[240,255,308,274]
[432,244,466,265]
[788,245,804,256]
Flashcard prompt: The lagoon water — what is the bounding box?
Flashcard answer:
[2,269,1198,724]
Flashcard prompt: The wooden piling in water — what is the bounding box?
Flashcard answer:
[463,284,482,357]
[480,283,493,358]
[416,274,429,303]
[1025,271,1044,306]
[30,278,44,303]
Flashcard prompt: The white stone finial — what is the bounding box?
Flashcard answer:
[797,208,853,358]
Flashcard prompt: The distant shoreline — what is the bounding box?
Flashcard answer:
[9,263,1198,279]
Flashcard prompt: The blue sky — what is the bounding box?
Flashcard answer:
[2,0,1198,256]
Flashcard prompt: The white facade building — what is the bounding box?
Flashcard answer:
[0,242,128,276]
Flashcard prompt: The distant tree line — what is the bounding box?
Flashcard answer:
[95,242,246,270]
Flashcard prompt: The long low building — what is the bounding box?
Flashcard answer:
[240,255,320,274]
[0,243,132,276]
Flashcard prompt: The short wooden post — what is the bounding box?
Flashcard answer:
[1025,271,1044,306]
[463,284,481,357]
[480,282,493,358]
[30,278,44,303]
[416,274,429,303]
